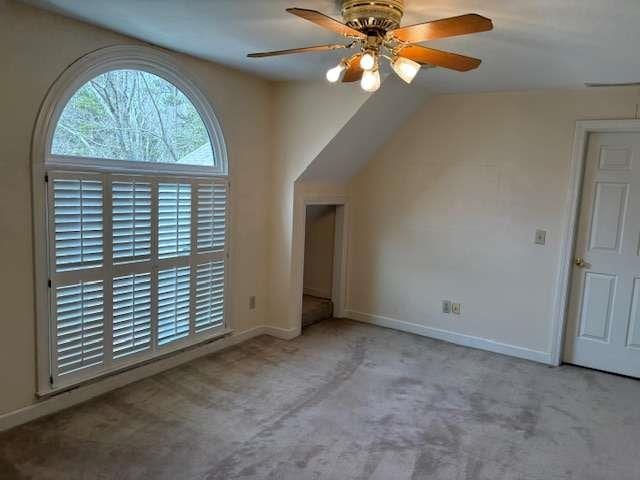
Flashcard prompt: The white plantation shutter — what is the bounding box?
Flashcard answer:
[55,280,104,375]
[46,172,228,389]
[196,260,225,332]
[112,273,152,358]
[53,178,103,271]
[158,266,191,345]
[112,180,151,263]
[197,181,227,251]
[37,63,230,395]
[158,183,191,259]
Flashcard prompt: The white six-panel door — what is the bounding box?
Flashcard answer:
[564,132,640,378]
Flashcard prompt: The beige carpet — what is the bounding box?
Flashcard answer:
[1,318,640,479]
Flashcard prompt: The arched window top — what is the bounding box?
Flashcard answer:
[52,69,215,167]
[38,45,228,176]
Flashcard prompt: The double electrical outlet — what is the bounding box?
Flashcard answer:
[442,300,461,315]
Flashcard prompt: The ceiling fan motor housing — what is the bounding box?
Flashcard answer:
[341,0,405,33]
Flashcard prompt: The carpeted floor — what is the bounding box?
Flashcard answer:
[1,318,639,479]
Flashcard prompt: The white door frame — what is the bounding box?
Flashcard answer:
[550,119,640,366]
[290,191,349,336]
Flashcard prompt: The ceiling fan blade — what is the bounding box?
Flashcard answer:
[247,43,351,58]
[342,54,364,82]
[389,14,493,43]
[287,7,365,39]
[397,45,481,72]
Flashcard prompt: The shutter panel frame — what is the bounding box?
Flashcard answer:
[112,179,152,264]
[112,272,152,359]
[196,180,228,252]
[157,265,191,346]
[195,260,225,332]
[54,280,105,377]
[158,182,192,259]
[52,176,104,272]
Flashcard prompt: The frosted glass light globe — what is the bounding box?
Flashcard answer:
[361,69,381,92]
[360,52,376,71]
[326,63,346,83]
[392,56,421,84]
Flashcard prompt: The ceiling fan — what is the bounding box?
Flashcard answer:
[248,0,493,92]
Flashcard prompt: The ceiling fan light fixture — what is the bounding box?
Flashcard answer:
[391,56,421,84]
[247,2,492,88]
[361,68,381,92]
[360,51,376,71]
[326,62,347,83]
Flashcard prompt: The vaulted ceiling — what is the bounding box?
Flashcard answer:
[22,0,640,93]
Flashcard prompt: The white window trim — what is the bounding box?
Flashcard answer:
[32,45,232,396]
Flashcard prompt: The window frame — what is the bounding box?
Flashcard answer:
[32,45,231,395]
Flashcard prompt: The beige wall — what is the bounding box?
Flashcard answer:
[268,82,368,329]
[0,0,272,416]
[304,205,336,298]
[347,88,640,356]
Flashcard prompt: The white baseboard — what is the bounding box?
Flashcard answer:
[264,325,300,340]
[346,310,552,365]
[303,286,331,299]
[0,324,294,432]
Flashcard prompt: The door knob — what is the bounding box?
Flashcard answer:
[574,256,586,268]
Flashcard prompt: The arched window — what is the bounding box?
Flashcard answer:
[33,46,230,392]
[52,69,215,166]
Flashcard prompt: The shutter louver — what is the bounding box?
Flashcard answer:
[157,266,191,345]
[112,273,151,359]
[197,181,227,251]
[53,179,103,271]
[195,260,225,332]
[55,280,104,375]
[158,183,191,259]
[112,181,151,263]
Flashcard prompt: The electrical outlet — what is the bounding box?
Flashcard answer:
[452,303,461,315]
[249,296,256,310]
[442,300,451,314]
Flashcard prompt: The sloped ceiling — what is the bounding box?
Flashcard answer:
[299,75,432,182]
[21,0,640,93]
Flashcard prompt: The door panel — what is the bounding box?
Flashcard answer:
[588,182,628,252]
[599,146,632,171]
[564,132,640,377]
[578,272,616,341]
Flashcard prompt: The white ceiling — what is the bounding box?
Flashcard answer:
[22,0,640,93]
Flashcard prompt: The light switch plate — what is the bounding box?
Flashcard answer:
[452,303,461,315]
[442,300,451,314]
[535,229,547,245]
[249,296,256,310]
